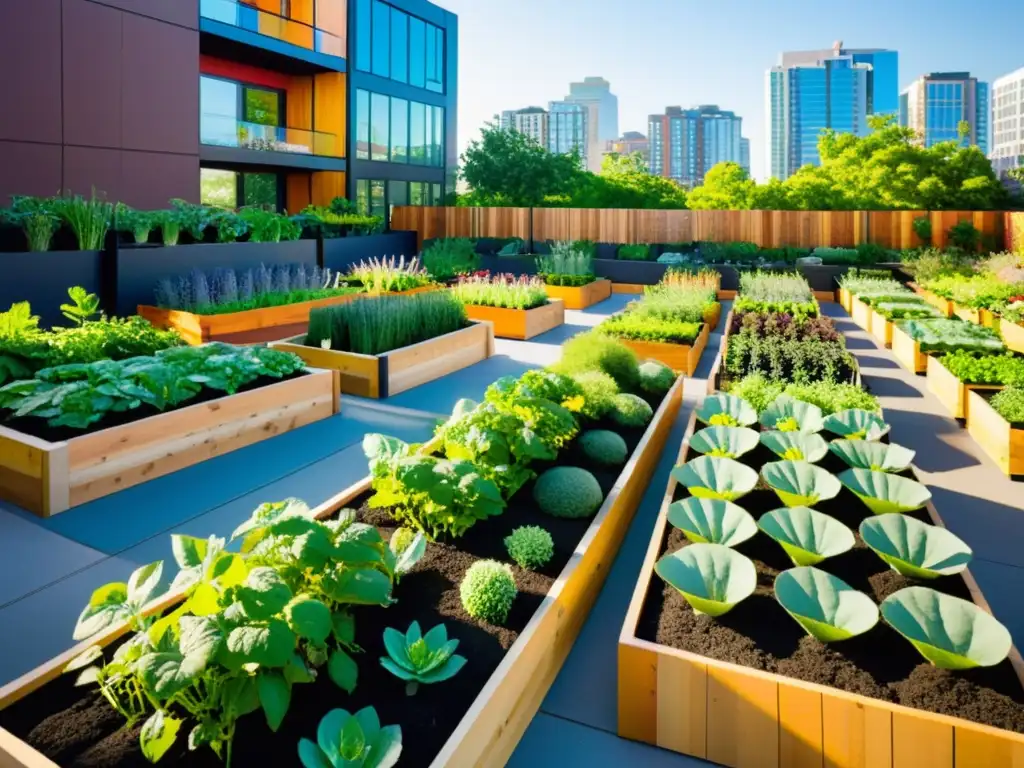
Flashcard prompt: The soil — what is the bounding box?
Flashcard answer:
[0,398,662,767]
[0,372,308,444]
[636,439,1024,733]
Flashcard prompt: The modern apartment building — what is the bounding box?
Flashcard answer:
[565,76,619,173]
[900,73,988,154]
[604,131,650,167]
[739,137,751,176]
[647,105,745,186]
[767,43,898,179]
[500,107,549,147]
[991,67,1024,179]
[547,101,589,163]
[0,0,457,221]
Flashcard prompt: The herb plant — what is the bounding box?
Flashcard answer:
[459,560,517,624]
[50,191,112,251]
[725,335,857,385]
[347,255,432,293]
[536,242,595,284]
[991,387,1024,423]
[451,274,549,310]
[421,237,479,280]
[504,526,555,569]
[599,313,701,344]
[380,621,466,695]
[618,244,650,261]
[551,331,640,391]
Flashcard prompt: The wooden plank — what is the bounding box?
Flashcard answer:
[955,722,1024,767]
[1001,319,1024,354]
[869,309,893,348]
[462,300,564,340]
[779,682,824,768]
[544,279,612,310]
[386,322,493,396]
[0,727,61,768]
[850,298,873,333]
[656,652,708,757]
[270,338,381,398]
[706,665,779,768]
[612,283,647,294]
[891,323,928,374]
[822,695,892,768]
[619,338,696,375]
[618,641,659,744]
[966,388,1024,476]
[892,710,953,768]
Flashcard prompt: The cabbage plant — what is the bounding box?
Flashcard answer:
[829,440,915,473]
[759,396,825,434]
[655,543,757,616]
[761,460,841,507]
[757,506,854,566]
[774,567,879,642]
[695,393,757,427]
[859,516,972,579]
[672,456,759,502]
[838,469,932,515]
[668,497,757,547]
[823,409,890,441]
[689,426,760,459]
[759,431,829,463]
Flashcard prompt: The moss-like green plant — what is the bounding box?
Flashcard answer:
[579,429,628,466]
[459,560,517,625]
[534,466,604,518]
[570,370,619,419]
[610,393,654,427]
[504,526,554,570]
[638,360,676,396]
[552,331,640,391]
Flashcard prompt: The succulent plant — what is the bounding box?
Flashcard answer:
[298,706,402,768]
[638,360,676,396]
[380,621,466,695]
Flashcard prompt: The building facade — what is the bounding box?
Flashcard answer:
[565,76,618,173]
[647,105,744,186]
[740,137,750,176]
[900,73,988,154]
[604,131,649,168]
[767,44,898,179]
[0,0,457,221]
[991,67,1024,179]
[547,101,588,163]
[500,107,549,147]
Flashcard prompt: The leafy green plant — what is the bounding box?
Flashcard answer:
[671,456,759,502]
[579,429,628,465]
[451,274,549,310]
[838,468,932,515]
[380,621,466,695]
[638,360,676,396]
[460,560,517,624]
[116,204,156,245]
[912,215,933,244]
[759,431,829,463]
[695,393,758,427]
[536,241,595,282]
[51,191,112,250]
[234,206,301,243]
[759,396,825,434]
[899,247,974,282]
[948,220,980,251]
[599,312,702,344]
[667,497,757,547]
[991,387,1024,423]
[534,466,603,518]
[761,461,841,507]
[618,244,651,261]
[757,506,854,566]
[487,369,585,414]
[170,199,214,241]
[689,426,760,459]
[859,516,972,580]
[299,205,384,237]
[823,409,889,441]
[551,331,640,391]
[725,335,857,385]
[19,211,60,252]
[504,525,554,569]
[571,370,619,419]
[158,211,181,246]
[347,256,432,294]
[629,283,718,325]
[937,351,1024,386]
[829,440,915,473]
[421,237,479,280]
[738,270,815,304]
[610,393,653,427]
[655,543,757,617]
[306,292,467,356]
[59,286,101,326]
[810,247,859,265]
[298,707,402,768]
[781,380,881,415]
[774,567,879,642]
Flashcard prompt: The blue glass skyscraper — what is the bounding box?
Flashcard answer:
[900,72,989,154]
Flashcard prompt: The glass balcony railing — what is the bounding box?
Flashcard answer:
[200,0,343,58]
[201,114,339,157]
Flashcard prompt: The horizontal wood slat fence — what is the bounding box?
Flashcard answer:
[390,207,1011,251]
[1007,212,1024,254]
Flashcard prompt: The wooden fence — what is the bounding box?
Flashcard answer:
[391,207,1010,251]
[1008,212,1024,254]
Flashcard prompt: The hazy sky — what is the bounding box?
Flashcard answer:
[439,0,1024,180]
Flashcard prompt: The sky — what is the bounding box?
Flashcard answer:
[438,0,1024,181]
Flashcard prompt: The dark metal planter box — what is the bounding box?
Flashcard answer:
[321,231,418,273]
[478,254,538,277]
[797,265,852,292]
[714,266,740,291]
[113,240,318,317]
[594,259,669,285]
[0,251,104,328]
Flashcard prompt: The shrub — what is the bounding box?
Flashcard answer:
[553,331,640,391]
[738,271,814,304]
[504,526,554,570]
[422,238,479,280]
[571,370,619,419]
[912,215,933,244]
[618,244,650,261]
[811,247,859,265]
[948,220,980,252]
[899,247,974,282]
[491,369,585,412]
[662,267,719,291]
[638,360,676,396]
[610,393,654,427]
[306,291,467,355]
[534,466,604,518]
[579,429,628,466]
[460,560,517,624]
[725,374,785,412]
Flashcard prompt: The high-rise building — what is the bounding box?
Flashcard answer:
[991,67,1024,179]
[604,131,650,168]
[500,107,549,147]
[767,43,898,179]
[0,0,458,220]
[647,105,743,186]
[900,73,988,155]
[547,101,588,163]
[565,77,618,172]
[740,137,751,176]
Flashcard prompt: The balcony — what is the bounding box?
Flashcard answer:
[200,114,344,171]
[200,0,344,58]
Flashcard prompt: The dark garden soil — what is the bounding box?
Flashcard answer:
[0,399,663,767]
[0,372,308,444]
[637,439,1024,733]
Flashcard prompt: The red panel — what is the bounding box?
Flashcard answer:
[200,55,291,90]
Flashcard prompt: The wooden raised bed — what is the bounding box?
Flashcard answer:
[612,283,646,295]
[910,283,954,318]
[138,293,361,346]
[544,278,612,309]
[926,355,1002,420]
[891,321,929,374]
[869,307,893,347]
[0,377,685,768]
[462,299,564,340]
[0,370,338,517]
[618,410,1024,768]
[967,389,1024,477]
[1001,318,1024,355]
[837,287,851,313]
[617,322,711,377]
[270,322,494,399]
[850,297,873,333]
[813,290,835,303]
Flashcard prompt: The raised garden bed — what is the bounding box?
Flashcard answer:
[271,322,494,398]
[0,377,685,768]
[926,355,1003,421]
[462,299,565,340]
[138,293,362,346]
[837,287,852,313]
[1002,319,1024,355]
[851,296,874,333]
[910,283,954,318]
[0,370,337,517]
[544,279,612,309]
[617,322,711,377]
[952,305,999,329]
[619,410,1024,768]
[869,307,893,347]
[891,321,930,374]
[967,390,1024,477]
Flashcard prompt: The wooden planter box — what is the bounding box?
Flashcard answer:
[270,322,494,398]
[616,322,711,377]
[869,307,893,347]
[926,355,1002,420]
[837,287,851,313]
[850,297,873,333]
[911,284,954,318]
[462,300,564,340]
[544,278,612,309]
[967,389,1024,476]
[618,411,1024,768]
[1001,318,1024,354]
[138,294,360,346]
[612,283,646,295]
[0,371,338,517]
[0,378,685,768]
[891,321,929,374]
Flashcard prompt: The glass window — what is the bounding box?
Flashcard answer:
[355,0,371,72]
[200,168,237,208]
[409,101,425,164]
[409,17,425,88]
[432,183,441,204]
[427,26,444,93]
[356,89,370,159]
[200,76,239,147]
[391,10,408,84]
[356,179,369,215]
[243,87,281,126]
[433,105,444,166]
[371,0,390,78]
[409,181,424,205]
[371,92,389,161]
[243,173,278,209]
[388,180,408,215]
[424,104,434,166]
[390,97,408,163]
[370,179,386,220]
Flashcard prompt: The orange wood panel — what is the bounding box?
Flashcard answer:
[311,172,346,207]
[892,710,953,768]
[779,682,823,768]
[286,174,312,213]
[313,72,345,157]
[706,665,779,768]
[290,0,313,24]
[287,76,314,131]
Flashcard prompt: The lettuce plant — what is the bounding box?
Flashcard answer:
[380,621,466,695]
[298,706,402,768]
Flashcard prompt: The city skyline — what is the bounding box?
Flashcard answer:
[440,0,1024,180]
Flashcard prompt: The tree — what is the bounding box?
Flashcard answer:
[601,152,649,175]
[685,163,754,209]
